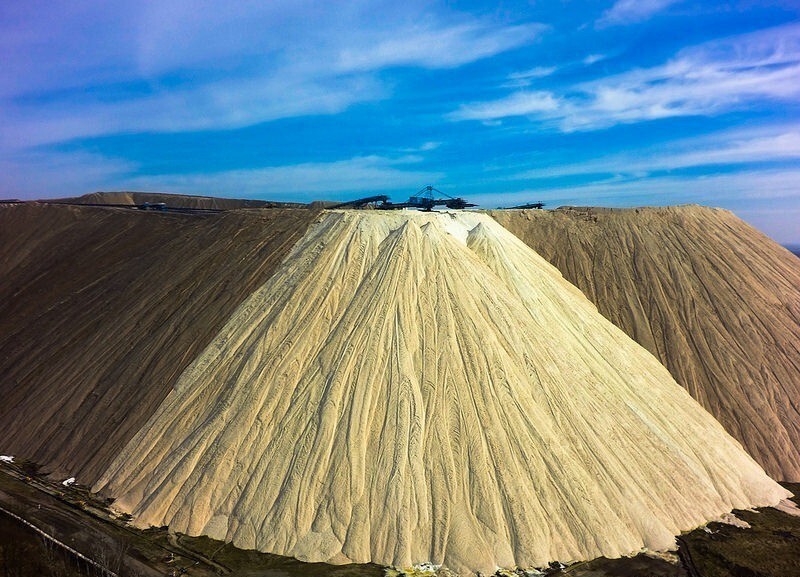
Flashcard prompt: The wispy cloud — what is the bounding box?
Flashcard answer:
[582,53,606,65]
[449,23,800,131]
[401,141,441,153]
[131,3,543,77]
[3,140,443,201]
[1,74,388,151]
[562,30,800,130]
[664,131,800,167]
[448,91,559,122]
[0,75,383,149]
[0,3,542,148]
[122,155,443,201]
[503,66,557,88]
[336,22,544,71]
[503,54,603,90]
[473,169,800,209]
[515,126,800,179]
[597,0,682,27]
[508,66,557,80]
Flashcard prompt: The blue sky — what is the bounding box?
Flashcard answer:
[1,1,799,242]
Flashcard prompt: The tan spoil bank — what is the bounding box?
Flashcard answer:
[0,202,319,483]
[490,206,800,482]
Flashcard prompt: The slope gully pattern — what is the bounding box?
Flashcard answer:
[490,206,800,482]
[96,211,787,575]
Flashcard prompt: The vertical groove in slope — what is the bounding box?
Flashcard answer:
[96,210,788,575]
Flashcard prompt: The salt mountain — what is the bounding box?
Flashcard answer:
[95,211,788,575]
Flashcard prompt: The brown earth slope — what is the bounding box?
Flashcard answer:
[490,206,800,481]
[56,191,305,209]
[0,203,318,484]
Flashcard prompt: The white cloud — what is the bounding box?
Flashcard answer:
[561,60,800,132]
[448,91,559,122]
[0,2,543,148]
[583,54,606,65]
[473,169,800,208]
[514,126,800,179]
[508,66,557,80]
[132,1,304,77]
[503,66,557,88]
[653,131,800,168]
[121,156,442,201]
[449,23,800,131]
[597,0,682,27]
[131,3,543,77]
[3,145,442,202]
[0,75,383,149]
[336,23,543,71]
[402,141,441,153]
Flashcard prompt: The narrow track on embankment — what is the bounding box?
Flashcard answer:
[0,504,118,576]
[0,465,225,576]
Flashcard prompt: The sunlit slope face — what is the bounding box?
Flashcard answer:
[489,206,800,482]
[95,210,788,575]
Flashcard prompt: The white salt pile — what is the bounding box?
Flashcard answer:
[95,210,788,575]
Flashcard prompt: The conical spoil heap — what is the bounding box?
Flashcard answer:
[95,211,789,575]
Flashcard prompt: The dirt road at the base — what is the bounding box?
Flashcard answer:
[0,467,220,576]
[2,464,798,577]
[0,464,383,577]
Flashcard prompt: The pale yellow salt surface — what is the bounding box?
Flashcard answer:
[95,210,789,575]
